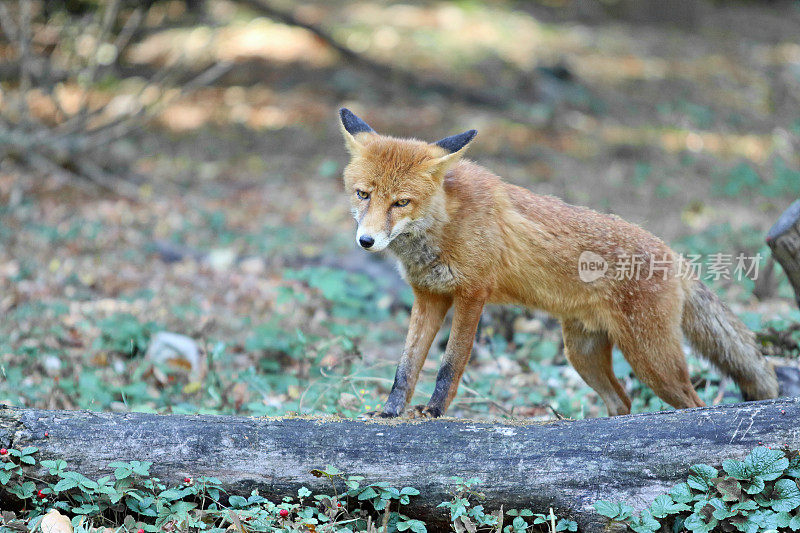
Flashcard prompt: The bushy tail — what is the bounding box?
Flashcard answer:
[681,279,779,401]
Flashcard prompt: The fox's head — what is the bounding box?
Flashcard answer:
[338,108,476,252]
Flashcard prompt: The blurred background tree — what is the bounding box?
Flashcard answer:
[0,0,231,195]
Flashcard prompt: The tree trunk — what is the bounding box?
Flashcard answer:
[1,400,799,532]
[768,199,800,308]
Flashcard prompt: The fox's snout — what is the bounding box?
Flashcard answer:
[352,194,412,252]
[354,222,398,252]
[354,206,413,251]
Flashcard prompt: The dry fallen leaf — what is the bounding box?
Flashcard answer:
[337,392,359,411]
[40,510,73,533]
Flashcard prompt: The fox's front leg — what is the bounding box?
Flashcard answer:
[421,291,487,418]
[376,289,453,418]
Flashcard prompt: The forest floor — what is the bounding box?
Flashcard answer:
[2,0,800,421]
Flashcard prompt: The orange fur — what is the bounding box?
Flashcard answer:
[341,119,778,418]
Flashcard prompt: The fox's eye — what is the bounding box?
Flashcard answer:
[356,189,370,200]
[393,199,410,207]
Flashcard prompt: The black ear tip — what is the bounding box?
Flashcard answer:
[434,129,478,153]
[339,107,375,135]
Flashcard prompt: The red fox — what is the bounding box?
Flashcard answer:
[338,108,779,418]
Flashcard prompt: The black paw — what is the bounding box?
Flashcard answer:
[407,404,442,419]
[425,406,443,418]
[359,410,400,420]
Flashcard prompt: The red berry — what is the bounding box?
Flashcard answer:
[44,432,49,437]
[183,477,191,483]
[0,448,7,455]
[279,509,289,518]
[37,489,45,499]
[137,529,144,533]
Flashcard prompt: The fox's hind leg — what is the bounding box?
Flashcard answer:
[562,319,631,416]
[615,321,705,410]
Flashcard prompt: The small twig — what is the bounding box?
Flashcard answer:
[545,404,566,420]
[381,501,390,533]
[38,15,89,124]
[20,151,100,196]
[16,0,33,124]
[112,6,145,58]
[44,81,70,124]
[455,381,516,418]
[0,1,19,42]
[76,0,122,118]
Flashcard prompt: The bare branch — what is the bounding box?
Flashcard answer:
[0,2,230,195]
[83,60,233,149]
[22,151,97,193]
[74,158,139,199]
[235,0,509,108]
[179,60,233,94]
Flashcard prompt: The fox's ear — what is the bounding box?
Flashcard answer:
[434,129,477,154]
[339,107,375,154]
[430,129,477,174]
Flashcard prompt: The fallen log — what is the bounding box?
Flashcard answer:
[2,400,799,532]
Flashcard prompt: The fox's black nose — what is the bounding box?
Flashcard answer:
[359,235,375,249]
